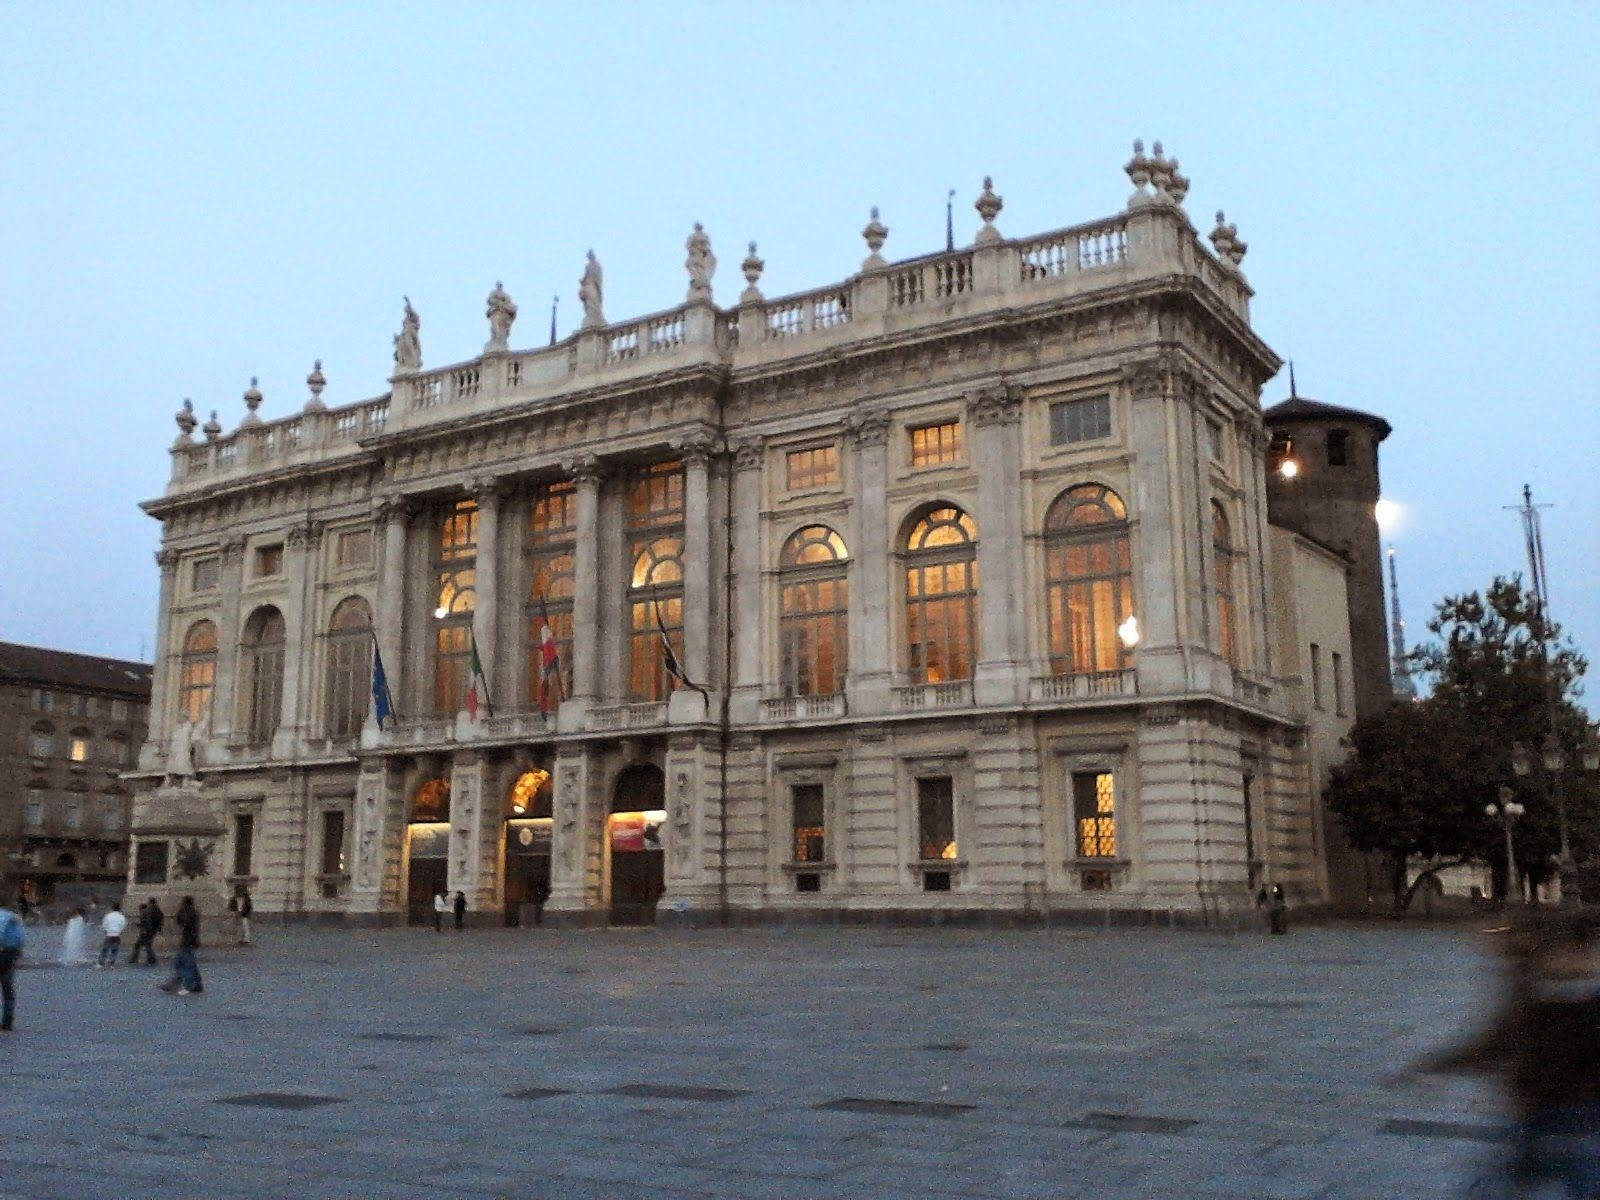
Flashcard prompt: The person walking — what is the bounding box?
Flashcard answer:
[432,891,447,932]
[236,888,253,946]
[97,902,127,968]
[160,896,203,996]
[1267,884,1290,935]
[136,898,164,966]
[59,906,90,966]
[128,901,154,965]
[0,901,26,1032]
[453,890,467,931]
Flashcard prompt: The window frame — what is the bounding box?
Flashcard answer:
[777,525,850,698]
[1047,394,1113,448]
[908,419,964,469]
[783,443,841,493]
[903,506,979,686]
[241,606,287,746]
[324,596,373,739]
[1043,484,1134,677]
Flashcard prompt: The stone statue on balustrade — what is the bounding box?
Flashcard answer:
[685,222,715,301]
[485,281,517,352]
[578,251,605,329]
[163,713,202,789]
[393,297,422,373]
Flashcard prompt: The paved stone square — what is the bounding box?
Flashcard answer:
[1,922,1511,1199]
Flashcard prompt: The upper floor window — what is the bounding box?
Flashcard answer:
[909,420,962,468]
[904,506,978,685]
[110,698,129,721]
[1049,395,1112,447]
[179,620,218,724]
[32,689,53,712]
[254,543,284,577]
[191,557,219,592]
[1326,429,1350,467]
[69,694,91,717]
[778,525,850,698]
[527,481,576,710]
[1211,502,1238,665]
[433,501,478,715]
[785,445,839,491]
[336,529,373,569]
[29,723,55,758]
[916,775,957,861]
[1310,642,1324,710]
[241,607,286,745]
[627,460,684,531]
[626,463,685,703]
[24,788,45,829]
[325,596,373,739]
[1044,484,1133,676]
[68,731,90,763]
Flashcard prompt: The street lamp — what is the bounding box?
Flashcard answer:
[1486,787,1526,905]
[1511,726,1600,898]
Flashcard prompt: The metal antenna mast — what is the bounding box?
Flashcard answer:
[1387,546,1416,700]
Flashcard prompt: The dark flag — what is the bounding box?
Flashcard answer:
[371,638,395,730]
[652,597,707,705]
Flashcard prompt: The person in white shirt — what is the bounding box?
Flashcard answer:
[96,902,128,968]
[432,891,447,932]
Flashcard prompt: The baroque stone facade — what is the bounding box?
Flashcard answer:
[127,146,1367,925]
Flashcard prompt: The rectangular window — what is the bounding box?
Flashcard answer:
[1332,651,1347,716]
[29,728,54,757]
[69,735,89,763]
[24,790,44,829]
[1310,643,1324,710]
[1049,395,1112,446]
[254,543,284,577]
[232,813,255,877]
[1073,771,1117,858]
[69,695,91,717]
[916,776,956,861]
[785,445,839,491]
[321,810,347,876]
[909,420,962,467]
[33,689,53,712]
[135,841,169,885]
[192,557,219,592]
[111,699,129,721]
[1207,418,1226,462]
[64,800,82,831]
[336,529,373,568]
[791,784,826,863]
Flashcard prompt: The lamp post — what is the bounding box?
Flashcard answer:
[1513,725,1600,902]
[1486,787,1525,905]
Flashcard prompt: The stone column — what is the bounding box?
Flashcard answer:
[273,520,321,756]
[672,433,716,722]
[141,548,181,767]
[469,476,503,717]
[846,409,893,714]
[728,437,765,724]
[446,749,488,917]
[208,535,247,746]
[546,744,603,925]
[968,384,1025,705]
[562,455,604,730]
[370,495,410,736]
[1123,358,1189,695]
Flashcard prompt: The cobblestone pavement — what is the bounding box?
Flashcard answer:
[1,921,1512,1199]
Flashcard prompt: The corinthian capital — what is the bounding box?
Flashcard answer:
[155,547,181,576]
[845,407,891,448]
[730,437,764,472]
[967,381,1022,428]
[564,454,606,488]
[676,431,718,468]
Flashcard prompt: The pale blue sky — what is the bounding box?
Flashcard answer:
[2,3,1596,704]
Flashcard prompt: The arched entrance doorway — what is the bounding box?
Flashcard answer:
[609,764,665,926]
[406,777,450,925]
[504,767,553,927]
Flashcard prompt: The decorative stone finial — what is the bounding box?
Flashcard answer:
[740,241,764,303]
[1209,210,1248,270]
[393,296,422,373]
[974,176,1004,245]
[174,398,197,444]
[1124,139,1153,208]
[240,377,263,427]
[579,251,605,329]
[202,410,222,441]
[1166,157,1190,207]
[861,205,889,268]
[304,360,327,412]
[685,222,716,301]
[1147,141,1175,204]
[485,280,517,353]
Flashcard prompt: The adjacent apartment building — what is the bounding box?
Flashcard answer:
[125,144,1380,925]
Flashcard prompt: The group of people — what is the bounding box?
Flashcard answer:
[433,890,468,931]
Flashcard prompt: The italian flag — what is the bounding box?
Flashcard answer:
[464,629,491,721]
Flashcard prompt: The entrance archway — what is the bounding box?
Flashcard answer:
[504,767,553,926]
[406,777,450,925]
[609,764,665,926]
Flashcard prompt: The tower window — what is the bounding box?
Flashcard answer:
[1326,429,1350,467]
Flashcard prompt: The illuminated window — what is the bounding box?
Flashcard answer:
[1044,485,1133,675]
[905,506,978,685]
[1073,772,1117,858]
[69,732,90,763]
[916,776,957,861]
[527,481,576,709]
[336,529,373,568]
[179,621,218,724]
[241,606,286,745]
[626,462,685,702]
[509,768,553,817]
[433,500,478,715]
[909,420,962,467]
[785,445,839,491]
[1049,395,1112,446]
[792,784,826,863]
[1212,502,1238,665]
[779,525,850,697]
[254,543,284,577]
[324,596,373,738]
[410,778,451,823]
[191,557,219,592]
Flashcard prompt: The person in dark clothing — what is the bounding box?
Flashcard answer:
[1267,884,1289,935]
[160,897,202,995]
[1,902,26,1032]
[236,888,253,946]
[453,890,467,931]
[129,899,161,965]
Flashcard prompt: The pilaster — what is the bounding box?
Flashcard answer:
[968,383,1026,705]
[209,535,247,744]
[372,495,412,730]
[845,409,893,715]
[562,455,604,731]
[142,548,181,768]
[469,476,504,715]
[272,520,320,756]
[546,744,603,922]
[728,438,764,724]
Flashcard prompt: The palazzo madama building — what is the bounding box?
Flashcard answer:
[127,144,1372,926]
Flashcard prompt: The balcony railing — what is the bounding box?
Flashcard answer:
[893,681,973,711]
[1030,669,1138,702]
[762,693,847,722]
[590,702,669,731]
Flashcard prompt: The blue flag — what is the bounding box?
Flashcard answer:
[371,639,394,729]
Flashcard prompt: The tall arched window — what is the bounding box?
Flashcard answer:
[324,596,373,739]
[1044,484,1134,675]
[626,461,684,702]
[904,506,979,685]
[1212,501,1238,665]
[526,480,576,709]
[178,620,218,725]
[434,500,478,714]
[778,525,850,697]
[241,606,286,745]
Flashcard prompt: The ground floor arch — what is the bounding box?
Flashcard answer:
[608,762,666,925]
[503,765,553,925]
[405,775,450,925]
